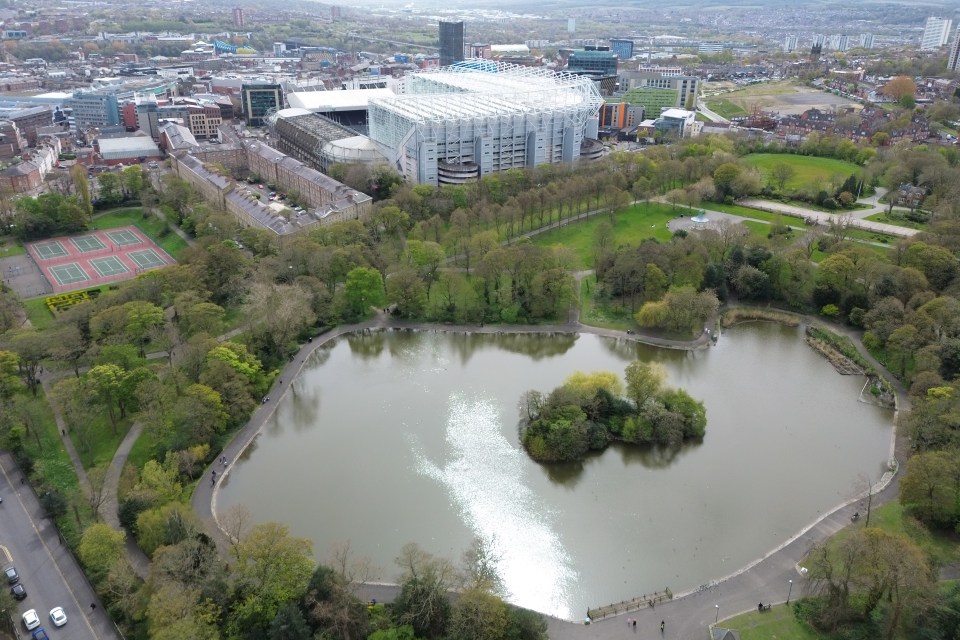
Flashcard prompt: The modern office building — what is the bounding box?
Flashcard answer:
[240,83,283,127]
[439,21,465,67]
[921,16,953,50]
[655,108,696,139]
[609,38,634,61]
[69,91,121,131]
[368,60,603,185]
[567,46,619,78]
[948,26,960,71]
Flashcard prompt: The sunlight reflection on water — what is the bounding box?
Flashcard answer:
[414,393,576,619]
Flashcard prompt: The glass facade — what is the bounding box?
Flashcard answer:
[241,84,282,127]
[439,21,464,67]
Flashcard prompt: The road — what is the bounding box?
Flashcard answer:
[0,453,119,640]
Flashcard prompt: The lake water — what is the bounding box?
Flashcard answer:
[217,323,893,620]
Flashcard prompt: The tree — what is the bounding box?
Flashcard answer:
[0,350,20,399]
[125,300,164,357]
[899,450,960,527]
[342,267,385,319]
[770,162,796,192]
[712,162,741,199]
[624,361,666,410]
[460,535,504,595]
[268,602,311,640]
[78,523,126,582]
[5,329,48,395]
[70,164,92,215]
[448,587,509,640]
[882,76,917,101]
[85,364,129,433]
[229,522,314,639]
[393,543,456,639]
[147,582,222,640]
[96,171,123,205]
[387,268,428,319]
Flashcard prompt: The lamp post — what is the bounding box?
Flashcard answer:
[787,579,794,605]
[714,604,719,623]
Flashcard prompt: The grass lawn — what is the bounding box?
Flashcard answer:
[90,207,189,259]
[578,275,635,330]
[70,413,133,470]
[0,236,25,257]
[743,154,861,191]
[864,212,928,230]
[837,501,960,567]
[741,219,773,240]
[705,98,748,118]
[532,202,676,269]
[20,391,94,545]
[845,228,895,246]
[720,605,821,640]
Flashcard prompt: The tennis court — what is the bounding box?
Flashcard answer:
[33,240,69,260]
[128,249,167,269]
[27,225,177,293]
[49,263,90,286]
[106,229,142,246]
[90,256,130,277]
[71,235,107,253]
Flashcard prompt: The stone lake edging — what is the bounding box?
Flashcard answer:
[198,310,904,632]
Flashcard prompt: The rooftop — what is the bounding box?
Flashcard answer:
[286,88,396,112]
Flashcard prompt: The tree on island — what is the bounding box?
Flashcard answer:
[519,362,706,463]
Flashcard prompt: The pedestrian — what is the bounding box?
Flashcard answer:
[211,470,216,485]
[61,429,65,436]
[279,378,283,384]
[90,603,97,612]
[632,620,636,629]
[660,620,665,633]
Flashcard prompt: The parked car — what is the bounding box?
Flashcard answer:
[5,565,19,584]
[49,607,67,627]
[22,609,40,630]
[11,583,26,600]
[32,628,48,640]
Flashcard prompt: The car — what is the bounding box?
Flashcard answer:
[259,184,265,190]
[4,565,19,584]
[32,628,48,640]
[11,583,26,600]
[22,609,40,630]
[49,607,67,627]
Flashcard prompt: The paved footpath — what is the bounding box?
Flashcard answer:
[193,308,906,640]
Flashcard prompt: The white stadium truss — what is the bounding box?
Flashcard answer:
[368,59,604,184]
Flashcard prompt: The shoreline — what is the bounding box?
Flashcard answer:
[198,311,904,629]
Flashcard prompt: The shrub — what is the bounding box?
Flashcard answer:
[821,304,841,318]
[40,489,68,519]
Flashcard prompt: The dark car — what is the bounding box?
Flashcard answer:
[11,583,26,600]
[4,566,18,584]
[32,628,49,640]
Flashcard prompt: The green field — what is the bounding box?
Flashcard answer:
[743,154,861,191]
[720,605,821,640]
[532,202,676,269]
[0,237,25,257]
[90,207,188,259]
[705,98,748,119]
[699,201,799,225]
[865,212,928,230]
[578,275,635,330]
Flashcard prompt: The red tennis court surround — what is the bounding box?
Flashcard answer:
[27,226,176,293]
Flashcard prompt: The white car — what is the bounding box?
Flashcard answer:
[49,607,67,627]
[22,608,40,630]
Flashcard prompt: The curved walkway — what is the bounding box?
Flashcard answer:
[99,422,151,579]
[194,307,906,639]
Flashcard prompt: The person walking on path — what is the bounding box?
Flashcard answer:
[660,620,665,633]
[211,470,216,485]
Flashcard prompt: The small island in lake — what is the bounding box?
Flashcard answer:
[518,362,707,463]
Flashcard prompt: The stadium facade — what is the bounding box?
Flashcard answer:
[367,60,604,185]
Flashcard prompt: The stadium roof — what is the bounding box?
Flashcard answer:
[371,59,602,124]
[287,88,395,112]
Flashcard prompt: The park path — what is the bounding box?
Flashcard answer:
[736,198,917,238]
[98,422,150,579]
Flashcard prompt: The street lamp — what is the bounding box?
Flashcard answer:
[714,604,719,623]
[787,579,794,605]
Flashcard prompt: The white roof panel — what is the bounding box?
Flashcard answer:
[287,88,395,112]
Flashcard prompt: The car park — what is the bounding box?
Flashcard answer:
[22,609,40,630]
[11,582,26,600]
[49,607,67,627]
[5,565,19,584]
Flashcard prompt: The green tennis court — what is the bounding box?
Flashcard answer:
[90,256,130,277]
[106,229,141,246]
[128,249,166,269]
[49,263,90,285]
[71,235,107,253]
[33,240,68,260]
